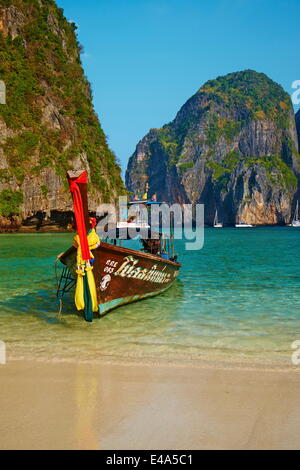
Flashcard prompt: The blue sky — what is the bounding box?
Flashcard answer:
[57,0,300,174]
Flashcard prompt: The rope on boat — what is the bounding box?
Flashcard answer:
[54,257,76,315]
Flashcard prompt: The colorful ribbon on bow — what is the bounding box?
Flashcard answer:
[67,170,99,321]
[67,171,90,261]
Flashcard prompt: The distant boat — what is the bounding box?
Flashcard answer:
[213,210,223,228]
[117,200,150,229]
[235,219,253,228]
[291,201,300,227]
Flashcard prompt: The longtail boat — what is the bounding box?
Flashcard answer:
[56,170,181,322]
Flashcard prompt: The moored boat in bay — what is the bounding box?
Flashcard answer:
[291,201,300,227]
[56,171,181,321]
[213,209,223,228]
[60,239,180,316]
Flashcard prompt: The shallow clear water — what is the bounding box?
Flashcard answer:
[0,228,299,366]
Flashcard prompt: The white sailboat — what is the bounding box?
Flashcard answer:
[235,217,253,228]
[213,209,223,228]
[291,201,300,227]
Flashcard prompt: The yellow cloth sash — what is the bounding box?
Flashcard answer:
[73,229,100,312]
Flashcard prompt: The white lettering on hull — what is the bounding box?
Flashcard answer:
[113,256,173,284]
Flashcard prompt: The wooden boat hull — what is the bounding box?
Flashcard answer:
[60,242,181,316]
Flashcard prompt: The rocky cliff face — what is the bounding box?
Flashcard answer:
[0,0,124,231]
[126,70,300,225]
[296,109,300,150]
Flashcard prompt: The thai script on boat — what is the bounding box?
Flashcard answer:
[114,256,173,284]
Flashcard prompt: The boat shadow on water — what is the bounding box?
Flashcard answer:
[0,288,74,325]
[1,278,185,324]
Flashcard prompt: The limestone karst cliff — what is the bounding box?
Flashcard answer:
[0,0,124,231]
[296,109,300,151]
[126,70,300,225]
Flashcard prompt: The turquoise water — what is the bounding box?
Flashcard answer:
[0,228,299,366]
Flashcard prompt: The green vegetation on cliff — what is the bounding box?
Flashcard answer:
[0,188,23,216]
[206,116,242,146]
[0,0,124,213]
[200,70,291,128]
[208,152,297,192]
[245,154,298,189]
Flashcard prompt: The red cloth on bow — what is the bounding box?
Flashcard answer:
[67,171,90,261]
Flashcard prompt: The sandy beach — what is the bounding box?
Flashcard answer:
[0,359,299,450]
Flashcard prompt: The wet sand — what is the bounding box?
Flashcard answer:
[0,359,300,450]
